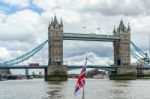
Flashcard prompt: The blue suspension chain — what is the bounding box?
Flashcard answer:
[0,39,48,66]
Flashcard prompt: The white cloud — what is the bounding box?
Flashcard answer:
[0,9,47,43]
[1,0,30,7]
[0,9,49,61]
[41,9,80,23]
[32,0,57,10]
[0,47,10,60]
[64,52,113,65]
[32,0,149,16]
[127,16,150,51]
[0,0,150,67]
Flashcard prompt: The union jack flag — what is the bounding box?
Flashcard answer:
[74,59,87,95]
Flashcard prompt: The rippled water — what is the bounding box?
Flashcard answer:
[0,78,150,99]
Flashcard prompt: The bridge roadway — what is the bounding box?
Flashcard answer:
[0,65,117,71]
[0,65,149,71]
[63,33,120,42]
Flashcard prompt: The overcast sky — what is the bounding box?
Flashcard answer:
[0,0,150,67]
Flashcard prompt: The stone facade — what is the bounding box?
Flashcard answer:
[46,16,67,81]
[48,16,63,66]
[117,66,137,75]
[113,20,131,66]
[110,20,138,80]
[46,66,67,81]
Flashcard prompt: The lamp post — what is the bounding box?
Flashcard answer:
[145,53,148,66]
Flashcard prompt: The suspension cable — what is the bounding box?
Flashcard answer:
[0,39,48,66]
[130,50,145,64]
[131,41,146,57]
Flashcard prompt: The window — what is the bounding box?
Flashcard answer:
[58,62,61,65]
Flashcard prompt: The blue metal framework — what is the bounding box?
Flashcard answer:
[63,33,120,42]
[0,33,120,67]
[0,32,149,71]
[131,41,150,63]
[0,40,48,66]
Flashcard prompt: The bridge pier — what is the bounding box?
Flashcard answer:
[45,65,67,81]
[109,66,137,80]
[45,16,67,81]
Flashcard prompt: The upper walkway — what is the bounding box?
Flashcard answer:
[63,33,120,42]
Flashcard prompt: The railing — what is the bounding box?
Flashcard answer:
[0,65,116,71]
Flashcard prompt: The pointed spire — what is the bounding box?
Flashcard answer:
[51,18,53,25]
[48,21,51,29]
[127,23,130,32]
[53,15,58,25]
[119,19,125,31]
[60,18,63,26]
[113,25,116,34]
[119,19,124,27]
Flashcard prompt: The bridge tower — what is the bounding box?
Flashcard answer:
[111,20,137,80]
[114,19,131,66]
[45,16,67,81]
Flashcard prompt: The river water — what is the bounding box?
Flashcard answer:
[0,78,150,99]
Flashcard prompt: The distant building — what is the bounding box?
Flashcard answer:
[0,69,11,75]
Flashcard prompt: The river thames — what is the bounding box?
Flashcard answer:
[0,78,150,99]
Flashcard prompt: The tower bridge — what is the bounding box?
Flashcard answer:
[0,15,149,81]
[46,16,135,81]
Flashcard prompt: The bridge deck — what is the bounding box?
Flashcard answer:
[0,65,117,72]
[63,33,120,42]
[1,65,150,72]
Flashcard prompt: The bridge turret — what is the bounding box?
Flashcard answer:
[114,19,131,66]
[46,15,67,81]
[48,15,63,66]
[118,19,125,30]
[111,20,137,80]
[48,18,54,30]
[118,19,128,33]
[127,23,131,33]
[53,15,58,25]
[113,25,116,35]
[60,18,63,30]
[48,22,50,30]
[48,16,63,30]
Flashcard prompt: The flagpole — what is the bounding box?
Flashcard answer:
[82,58,87,99]
[85,58,88,65]
[82,87,85,99]
[74,58,87,98]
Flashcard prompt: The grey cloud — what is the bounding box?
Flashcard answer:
[1,0,150,65]
[72,0,148,16]
[33,0,146,16]
[64,52,114,65]
[63,41,113,58]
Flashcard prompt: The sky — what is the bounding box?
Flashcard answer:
[0,0,150,73]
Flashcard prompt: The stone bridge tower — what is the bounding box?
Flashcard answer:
[45,16,67,81]
[113,20,131,66]
[111,20,137,80]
